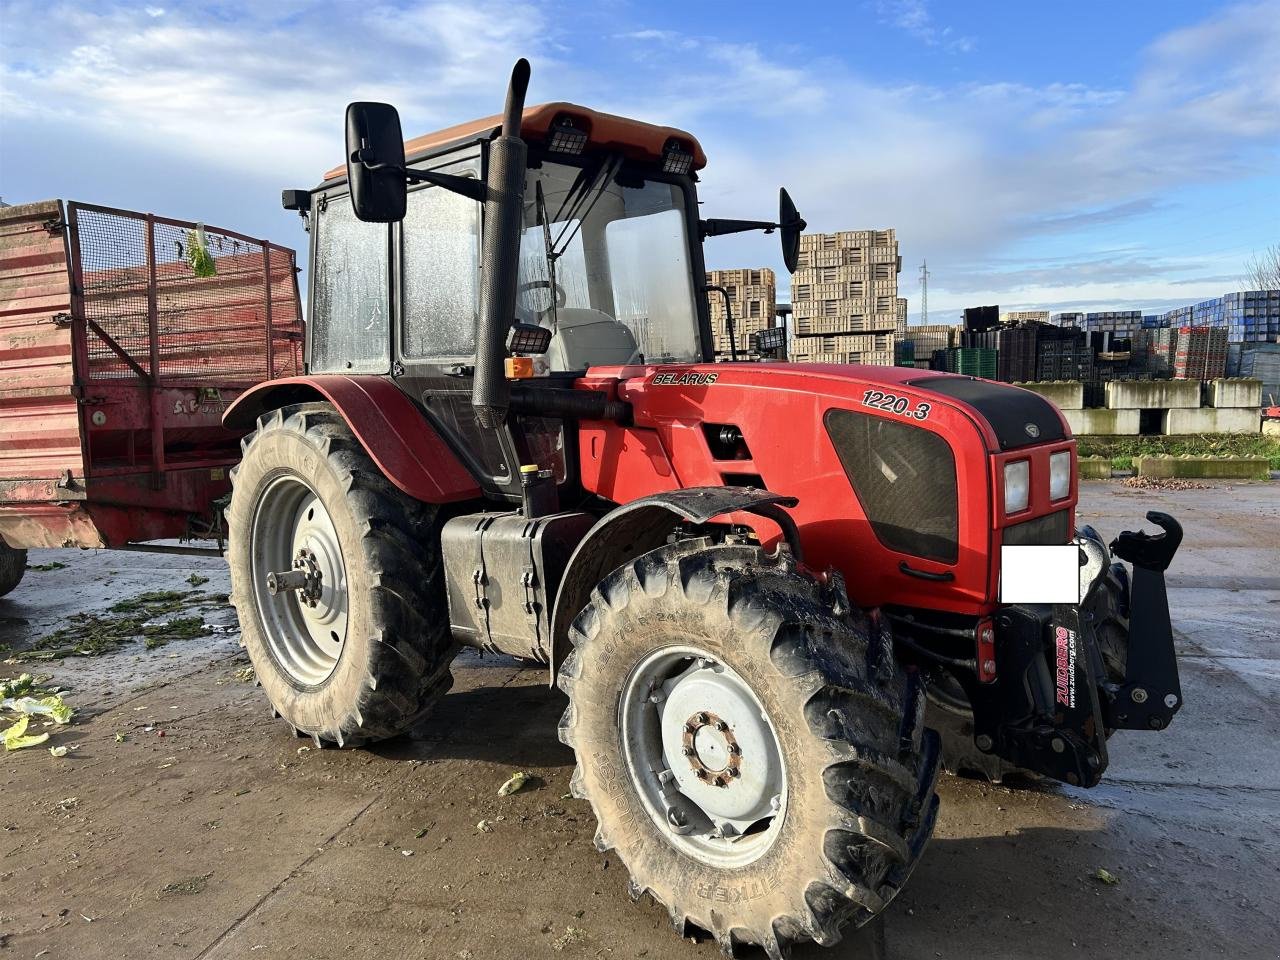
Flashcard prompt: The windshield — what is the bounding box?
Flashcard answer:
[516,160,701,368]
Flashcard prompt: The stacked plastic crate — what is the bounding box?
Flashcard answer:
[790,230,899,364]
[1036,326,1093,381]
[1172,326,1229,380]
[938,347,997,378]
[1240,343,1280,403]
[1082,310,1143,339]
[705,268,776,357]
[1050,312,1084,327]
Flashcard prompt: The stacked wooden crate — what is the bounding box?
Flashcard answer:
[1000,310,1050,324]
[706,267,777,356]
[790,229,899,364]
[901,323,958,360]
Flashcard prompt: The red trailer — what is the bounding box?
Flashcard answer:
[0,199,302,585]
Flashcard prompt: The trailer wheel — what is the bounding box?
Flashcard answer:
[227,403,456,747]
[558,538,939,959]
[0,540,26,598]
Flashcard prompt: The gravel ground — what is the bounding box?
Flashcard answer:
[1,480,1277,960]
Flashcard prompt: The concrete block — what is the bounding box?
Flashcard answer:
[1162,407,1260,435]
[1264,418,1280,438]
[1062,408,1140,436]
[1105,379,1200,410]
[1014,380,1084,410]
[1136,456,1270,480]
[1209,378,1263,409]
[1077,456,1113,479]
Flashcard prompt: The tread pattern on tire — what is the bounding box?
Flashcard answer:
[0,542,26,598]
[227,403,457,747]
[557,538,939,958]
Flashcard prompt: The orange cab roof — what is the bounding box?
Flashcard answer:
[323,101,707,182]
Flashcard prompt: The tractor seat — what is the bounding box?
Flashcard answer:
[546,308,642,370]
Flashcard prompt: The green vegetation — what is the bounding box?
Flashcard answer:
[143,616,209,649]
[1075,433,1280,471]
[27,561,68,572]
[20,590,221,660]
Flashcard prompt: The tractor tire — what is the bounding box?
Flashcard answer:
[0,540,26,598]
[227,402,456,748]
[558,537,939,959]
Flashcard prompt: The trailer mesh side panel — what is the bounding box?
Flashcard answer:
[824,408,959,563]
[70,204,304,384]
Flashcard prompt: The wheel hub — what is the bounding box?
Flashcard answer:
[250,477,349,686]
[621,648,786,867]
[682,711,740,785]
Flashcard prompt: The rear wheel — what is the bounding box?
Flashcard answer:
[0,540,26,598]
[227,403,457,747]
[558,538,939,958]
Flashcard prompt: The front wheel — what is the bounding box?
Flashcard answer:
[558,538,939,958]
[227,403,456,747]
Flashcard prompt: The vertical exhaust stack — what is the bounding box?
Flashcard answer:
[473,58,531,430]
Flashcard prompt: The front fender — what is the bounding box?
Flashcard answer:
[223,375,480,504]
[548,487,799,683]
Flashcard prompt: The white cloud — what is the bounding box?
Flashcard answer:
[875,0,974,53]
[609,3,1280,315]
[0,1,553,182]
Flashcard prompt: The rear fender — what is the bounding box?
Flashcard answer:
[548,487,799,684]
[223,375,480,504]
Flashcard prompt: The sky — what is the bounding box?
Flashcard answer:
[1,0,1277,324]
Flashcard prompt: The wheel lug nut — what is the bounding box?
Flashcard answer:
[695,769,708,780]
[681,746,694,756]
[714,720,728,732]
[712,775,726,787]
[683,723,695,734]
[727,766,739,778]
[727,743,740,755]
[694,712,708,725]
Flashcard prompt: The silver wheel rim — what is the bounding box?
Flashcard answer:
[249,474,349,686]
[620,645,787,868]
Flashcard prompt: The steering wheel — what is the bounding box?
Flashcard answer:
[518,278,568,311]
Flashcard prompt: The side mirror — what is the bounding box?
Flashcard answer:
[779,188,806,274]
[345,102,408,222]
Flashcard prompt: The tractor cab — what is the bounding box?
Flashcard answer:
[284,76,801,502]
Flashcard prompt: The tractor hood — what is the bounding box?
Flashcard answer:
[585,361,1071,455]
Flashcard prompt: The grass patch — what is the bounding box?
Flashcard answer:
[27,561,68,572]
[1075,433,1280,470]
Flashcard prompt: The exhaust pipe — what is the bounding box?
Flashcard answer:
[473,58,531,430]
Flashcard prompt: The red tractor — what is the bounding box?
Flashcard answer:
[223,61,1183,957]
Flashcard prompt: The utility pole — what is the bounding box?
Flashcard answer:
[919,260,930,325]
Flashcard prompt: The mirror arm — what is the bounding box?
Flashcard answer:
[699,217,779,239]
[404,168,489,203]
[352,151,489,203]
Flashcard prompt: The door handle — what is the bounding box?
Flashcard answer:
[899,560,954,582]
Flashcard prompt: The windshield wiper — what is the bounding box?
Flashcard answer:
[535,179,559,331]
[551,154,623,257]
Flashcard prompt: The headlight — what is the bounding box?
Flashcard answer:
[1049,450,1071,501]
[1004,460,1030,514]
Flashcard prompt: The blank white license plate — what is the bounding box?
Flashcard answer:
[1000,545,1079,604]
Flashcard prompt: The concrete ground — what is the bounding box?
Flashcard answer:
[1,481,1277,960]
